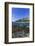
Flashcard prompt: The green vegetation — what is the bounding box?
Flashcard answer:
[16,18,29,22]
[12,25,29,33]
[12,18,29,33]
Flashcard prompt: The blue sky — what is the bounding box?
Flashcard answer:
[12,8,29,22]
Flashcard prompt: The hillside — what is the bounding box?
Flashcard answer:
[16,17,29,22]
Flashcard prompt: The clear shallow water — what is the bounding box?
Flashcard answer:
[12,31,29,38]
[12,22,29,38]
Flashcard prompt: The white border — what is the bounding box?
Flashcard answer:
[8,4,33,42]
